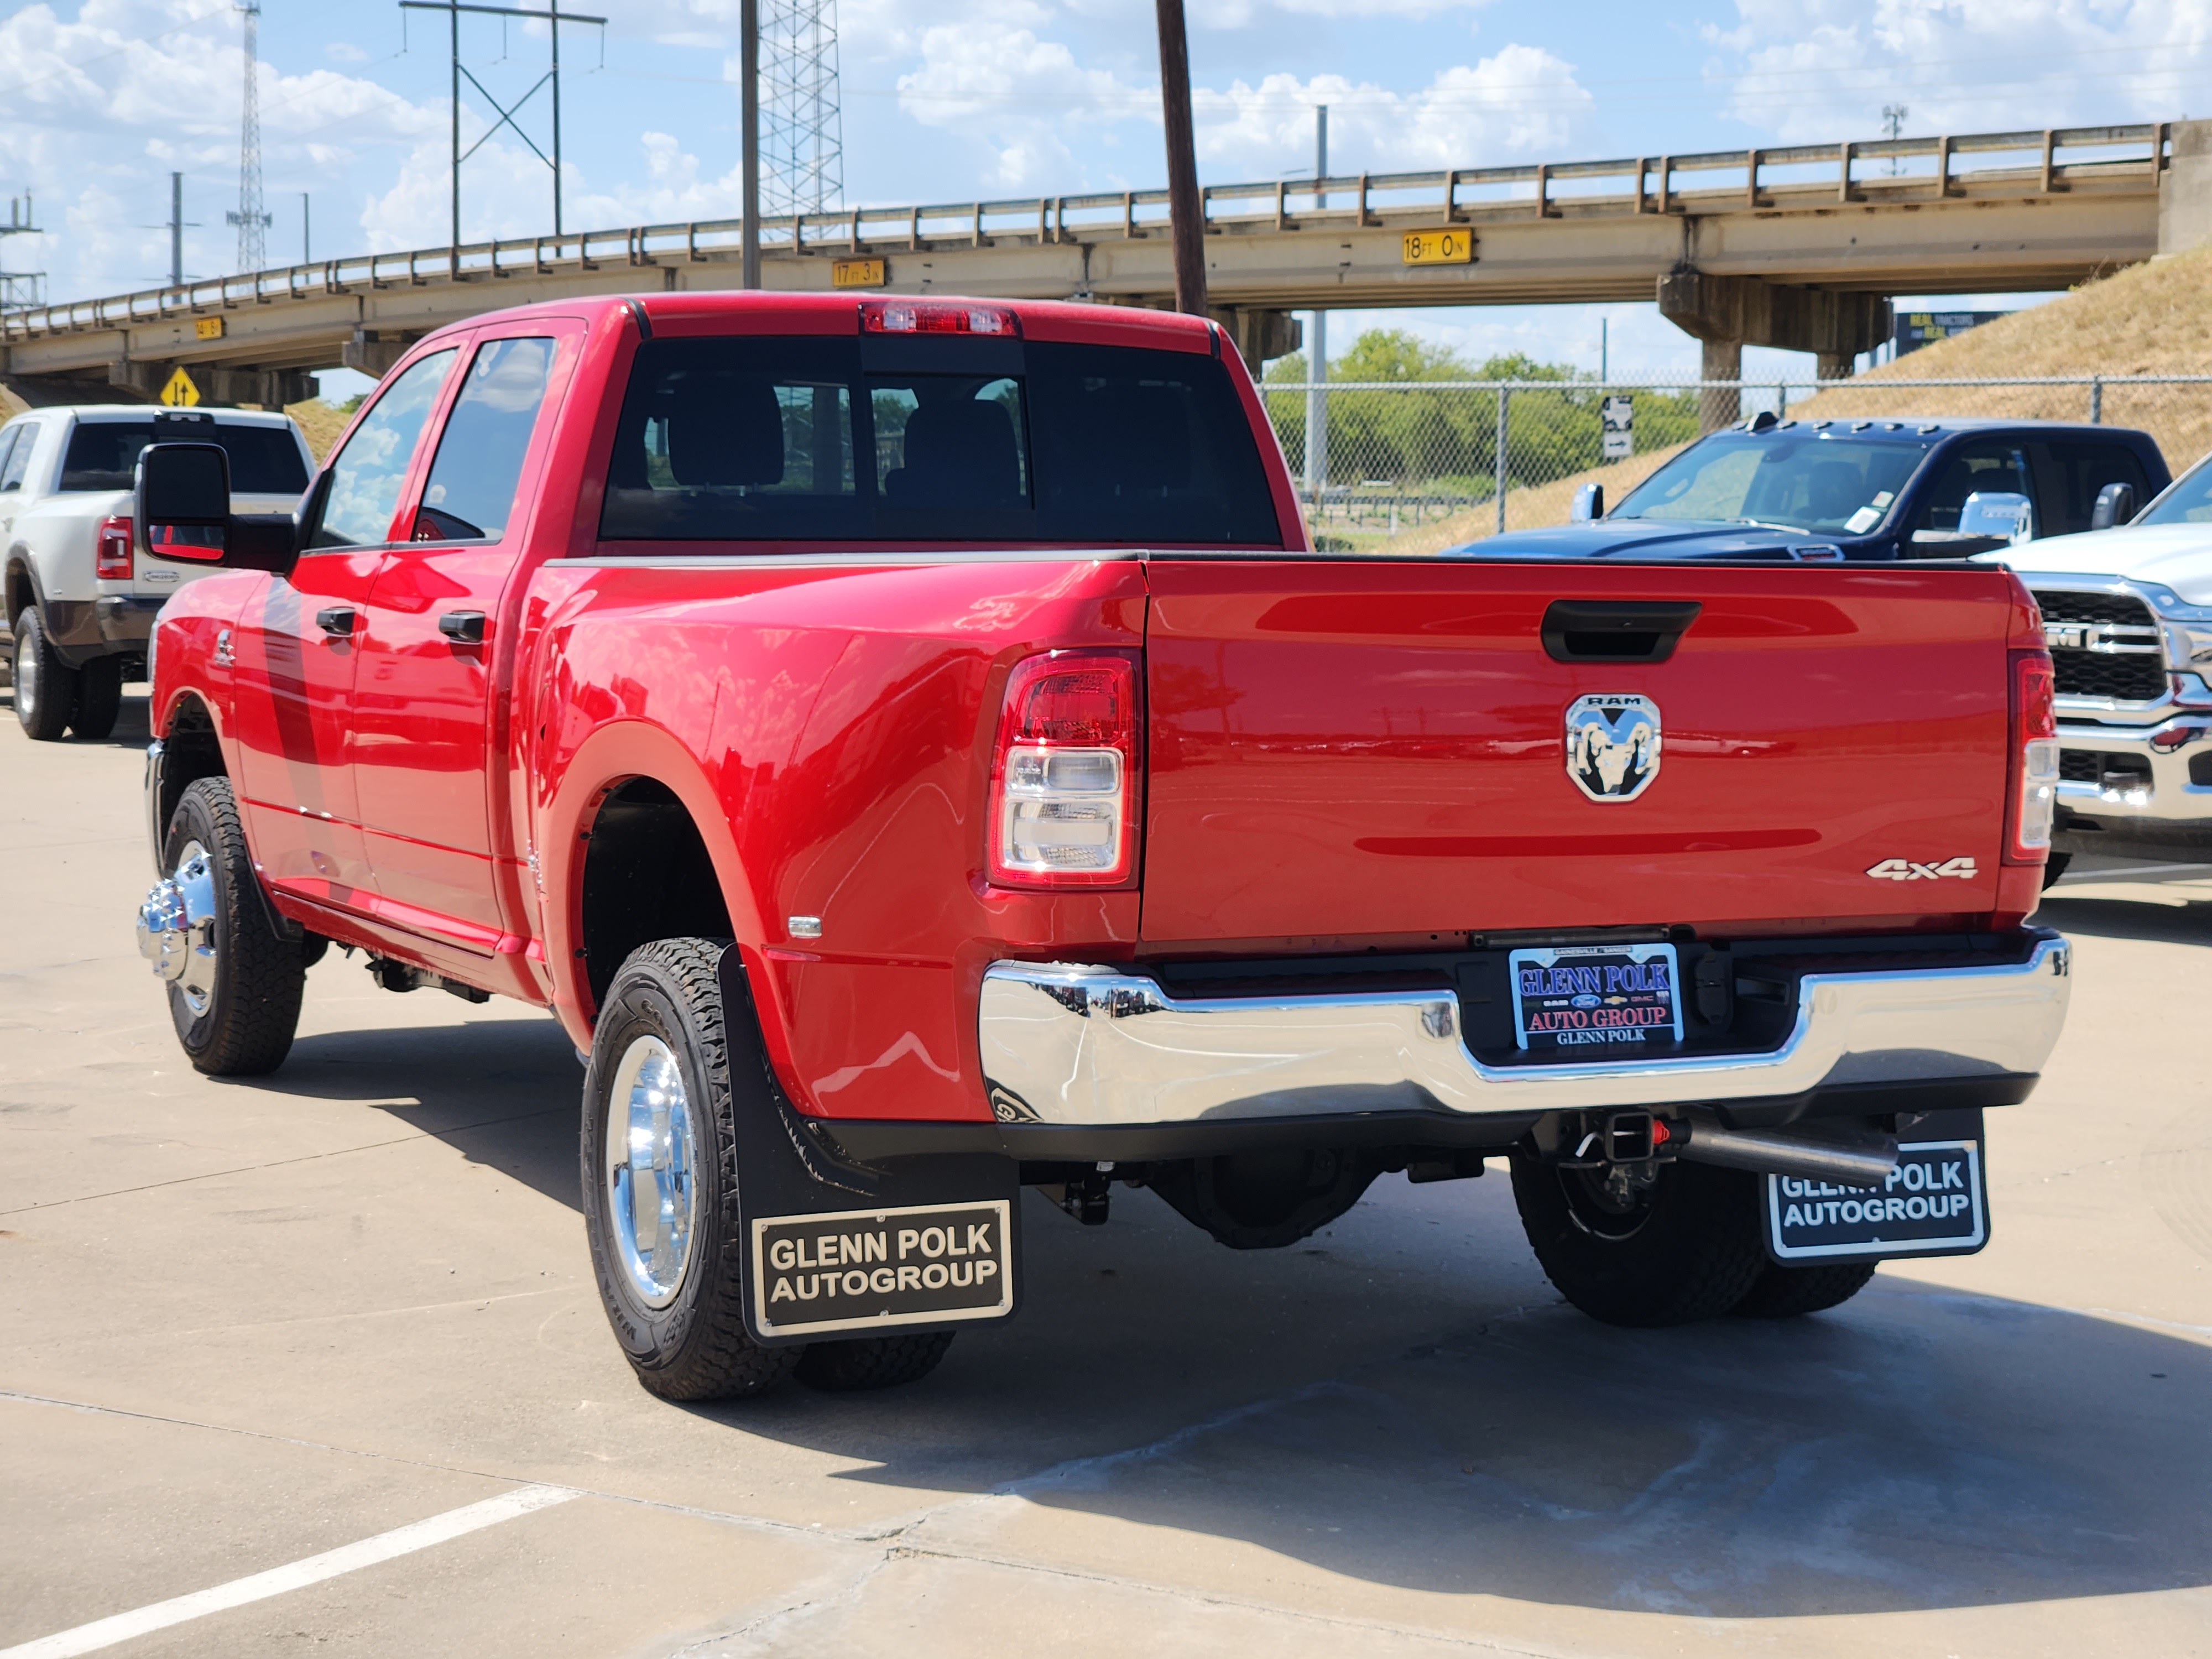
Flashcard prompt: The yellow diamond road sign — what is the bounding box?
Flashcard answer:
[159,367,200,408]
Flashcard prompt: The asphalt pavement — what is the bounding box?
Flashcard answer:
[2,690,2207,1658]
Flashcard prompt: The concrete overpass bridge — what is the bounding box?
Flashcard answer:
[2,119,2204,407]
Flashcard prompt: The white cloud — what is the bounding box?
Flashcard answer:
[325,40,369,63]
[1709,0,2212,140]
[1194,51,1589,176]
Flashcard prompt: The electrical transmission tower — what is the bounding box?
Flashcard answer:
[227,0,272,271]
[0,191,45,314]
[759,0,842,217]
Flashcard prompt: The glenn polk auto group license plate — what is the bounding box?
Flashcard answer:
[1764,1139,1988,1262]
[1509,942,1683,1055]
[751,1200,1014,1338]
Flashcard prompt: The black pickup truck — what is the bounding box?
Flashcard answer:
[1452,416,2169,561]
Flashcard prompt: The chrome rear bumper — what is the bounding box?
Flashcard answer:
[977,937,2071,1128]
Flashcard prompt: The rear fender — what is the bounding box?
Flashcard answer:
[539,717,764,1050]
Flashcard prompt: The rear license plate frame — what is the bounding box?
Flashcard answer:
[751,1199,1015,1338]
[1761,1139,1988,1264]
[1507,941,1684,1058]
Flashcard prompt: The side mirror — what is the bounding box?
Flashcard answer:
[1958,491,2034,546]
[1570,482,1604,524]
[2090,481,2137,530]
[135,442,300,576]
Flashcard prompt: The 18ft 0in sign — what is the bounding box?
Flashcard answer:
[1401,228,1474,266]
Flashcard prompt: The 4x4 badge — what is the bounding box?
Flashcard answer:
[1565,693,1660,802]
[1867,857,1979,881]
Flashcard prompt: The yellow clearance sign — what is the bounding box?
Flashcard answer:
[831,257,886,289]
[158,367,201,408]
[1401,228,1475,266]
[194,316,226,341]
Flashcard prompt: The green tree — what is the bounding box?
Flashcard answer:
[1264,331,1700,495]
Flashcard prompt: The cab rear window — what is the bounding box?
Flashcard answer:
[60,421,309,494]
[600,336,1282,545]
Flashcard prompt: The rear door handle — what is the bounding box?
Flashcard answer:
[315,607,357,637]
[438,610,487,644]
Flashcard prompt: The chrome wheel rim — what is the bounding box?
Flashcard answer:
[15,630,38,719]
[170,839,221,1017]
[603,1036,699,1309]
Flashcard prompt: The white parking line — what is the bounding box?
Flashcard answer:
[0,1484,578,1659]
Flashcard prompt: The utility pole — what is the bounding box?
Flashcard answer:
[1305,104,1327,500]
[172,174,185,285]
[397,0,606,254]
[1154,0,1206,316]
[742,0,761,288]
[1882,103,1908,175]
[301,191,311,262]
[226,0,272,272]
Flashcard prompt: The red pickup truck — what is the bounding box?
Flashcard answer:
[129,293,2072,1400]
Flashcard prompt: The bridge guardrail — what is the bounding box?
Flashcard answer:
[1258,374,2212,553]
[0,123,2169,345]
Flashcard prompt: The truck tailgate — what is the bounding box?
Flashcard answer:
[1140,560,2020,942]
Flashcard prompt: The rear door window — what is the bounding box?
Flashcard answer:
[58,419,308,493]
[601,335,1279,545]
[413,337,557,541]
[0,422,39,491]
[1913,441,2036,536]
[311,349,457,549]
[2035,441,2152,536]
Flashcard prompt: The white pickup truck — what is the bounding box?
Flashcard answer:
[2,405,313,740]
[1990,447,2212,874]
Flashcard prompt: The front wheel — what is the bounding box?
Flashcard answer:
[12,606,77,742]
[156,778,309,1075]
[581,938,799,1401]
[1509,1152,1767,1327]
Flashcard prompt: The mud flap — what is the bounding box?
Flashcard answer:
[1760,1107,1989,1265]
[717,946,1021,1346]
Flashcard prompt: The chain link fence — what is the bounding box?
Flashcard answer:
[1259,375,2212,555]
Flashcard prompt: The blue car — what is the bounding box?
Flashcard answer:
[1446,415,2171,561]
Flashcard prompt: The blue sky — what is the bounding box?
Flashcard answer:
[3,0,2201,393]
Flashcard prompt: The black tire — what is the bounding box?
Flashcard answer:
[794,1331,957,1393]
[1731,1259,1879,1319]
[1509,1152,1767,1327]
[162,778,307,1076]
[581,938,799,1401]
[70,654,123,739]
[2040,851,2073,891]
[12,606,76,742]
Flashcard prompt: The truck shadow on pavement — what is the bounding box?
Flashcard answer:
[2040,890,2212,946]
[782,1239,2212,1621]
[232,1014,583,1211]
[244,1014,2211,1623]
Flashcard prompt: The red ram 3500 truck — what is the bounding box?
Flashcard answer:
[130,294,2071,1399]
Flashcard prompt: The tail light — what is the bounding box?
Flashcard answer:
[2006,647,2059,863]
[96,515,134,580]
[987,651,1139,888]
[864,299,1020,337]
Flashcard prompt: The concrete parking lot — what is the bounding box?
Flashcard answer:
[3,690,2208,1659]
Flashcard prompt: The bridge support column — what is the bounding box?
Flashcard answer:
[100,359,315,409]
[1698,338,1741,432]
[343,331,410,379]
[1210,307,1303,368]
[2159,119,2212,253]
[1659,271,1890,431]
